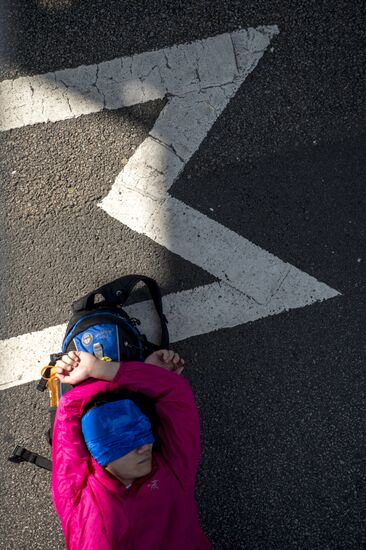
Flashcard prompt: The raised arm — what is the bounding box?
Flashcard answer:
[51,374,118,518]
[54,351,202,489]
[112,360,201,489]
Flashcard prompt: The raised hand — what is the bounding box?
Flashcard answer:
[54,351,99,385]
[144,349,185,375]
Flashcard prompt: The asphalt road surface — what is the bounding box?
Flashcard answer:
[0,1,365,549]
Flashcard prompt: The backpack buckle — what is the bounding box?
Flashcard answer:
[50,352,64,364]
[8,446,36,464]
[8,445,52,471]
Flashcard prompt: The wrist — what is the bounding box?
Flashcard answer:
[89,359,120,381]
[88,357,105,378]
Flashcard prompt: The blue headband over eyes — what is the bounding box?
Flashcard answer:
[81,399,155,467]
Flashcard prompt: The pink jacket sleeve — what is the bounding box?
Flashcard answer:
[51,377,108,519]
[115,361,202,489]
[52,362,201,517]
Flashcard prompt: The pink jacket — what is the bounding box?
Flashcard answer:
[51,361,211,550]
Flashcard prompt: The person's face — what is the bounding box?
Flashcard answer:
[105,443,153,486]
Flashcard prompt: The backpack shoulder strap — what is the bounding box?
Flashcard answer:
[8,446,52,471]
[72,275,169,349]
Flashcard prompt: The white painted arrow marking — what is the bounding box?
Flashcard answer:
[98,26,339,305]
[0,26,340,390]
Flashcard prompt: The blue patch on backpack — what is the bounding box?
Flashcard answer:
[73,323,120,361]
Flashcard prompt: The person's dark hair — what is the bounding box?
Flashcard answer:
[82,390,161,450]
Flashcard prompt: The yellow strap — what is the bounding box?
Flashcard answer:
[40,365,58,380]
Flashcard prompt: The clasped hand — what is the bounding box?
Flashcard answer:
[55,349,185,385]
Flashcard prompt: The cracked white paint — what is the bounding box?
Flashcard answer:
[0,26,275,131]
[99,25,339,305]
[0,25,341,390]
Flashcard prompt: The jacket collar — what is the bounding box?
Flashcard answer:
[89,454,159,495]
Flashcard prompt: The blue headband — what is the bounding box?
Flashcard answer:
[81,399,155,467]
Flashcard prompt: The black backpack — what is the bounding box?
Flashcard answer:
[8,274,169,471]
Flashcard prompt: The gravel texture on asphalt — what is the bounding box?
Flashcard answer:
[0,1,365,549]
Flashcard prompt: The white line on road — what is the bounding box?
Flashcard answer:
[0,26,341,391]
[0,276,338,390]
[98,26,340,306]
[0,27,276,132]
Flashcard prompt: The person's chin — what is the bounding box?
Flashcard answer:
[137,457,152,474]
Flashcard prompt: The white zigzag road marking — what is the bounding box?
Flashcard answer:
[98,27,339,312]
[0,26,340,390]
